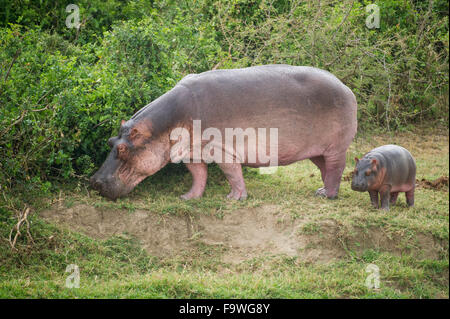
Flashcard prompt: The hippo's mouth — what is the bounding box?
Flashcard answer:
[90,176,132,201]
[351,183,368,192]
[91,172,148,201]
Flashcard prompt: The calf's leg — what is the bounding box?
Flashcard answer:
[379,184,392,210]
[390,192,399,205]
[405,189,415,207]
[369,190,379,208]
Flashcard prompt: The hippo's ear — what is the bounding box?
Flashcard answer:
[354,157,359,163]
[121,120,126,127]
[130,128,140,140]
[129,121,152,147]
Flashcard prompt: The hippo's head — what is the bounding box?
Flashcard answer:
[90,119,171,200]
[351,157,379,192]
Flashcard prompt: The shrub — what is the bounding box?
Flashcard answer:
[210,0,449,129]
[0,10,223,188]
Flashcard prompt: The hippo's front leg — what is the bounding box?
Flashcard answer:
[181,162,208,200]
[379,185,392,210]
[368,190,379,208]
[218,163,248,200]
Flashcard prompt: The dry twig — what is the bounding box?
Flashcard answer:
[9,205,34,250]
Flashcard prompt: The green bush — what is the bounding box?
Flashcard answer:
[210,0,449,129]
[0,13,223,189]
[0,0,156,44]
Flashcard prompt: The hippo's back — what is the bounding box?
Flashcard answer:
[369,145,416,187]
[179,65,356,116]
[369,145,415,162]
[178,65,357,158]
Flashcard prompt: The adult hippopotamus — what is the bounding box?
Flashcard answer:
[90,65,357,200]
[351,145,416,210]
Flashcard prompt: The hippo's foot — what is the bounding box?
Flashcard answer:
[181,162,207,200]
[315,187,326,197]
[312,154,344,200]
[227,188,247,200]
[180,191,203,200]
[315,187,337,200]
[218,163,247,200]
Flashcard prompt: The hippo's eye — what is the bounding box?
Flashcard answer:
[365,169,371,176]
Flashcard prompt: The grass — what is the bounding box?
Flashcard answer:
[0,128,448,298]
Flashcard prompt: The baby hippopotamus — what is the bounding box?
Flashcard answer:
[351,145,416,210]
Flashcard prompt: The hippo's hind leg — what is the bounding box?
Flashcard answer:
[390,192,399,205]
[405,188,415,207]
[310,156,326,183]
[218,163,248,200]
[181,162,208,200]
[315,152,346,199]
[311,156,327,197]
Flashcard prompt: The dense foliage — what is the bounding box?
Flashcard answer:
[0,0,448,189]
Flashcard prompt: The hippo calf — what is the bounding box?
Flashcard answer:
[351,145,416,210]
[90,65,357,201]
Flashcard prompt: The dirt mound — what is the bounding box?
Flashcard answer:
[417,176,449,191]
[197,206,345,264]
[40,204,194,257]
[40,204,444,264]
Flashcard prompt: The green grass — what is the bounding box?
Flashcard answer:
[0,129,448,298]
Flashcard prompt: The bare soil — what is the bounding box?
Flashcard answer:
[40,204,445,264]
[416,176,449,191]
